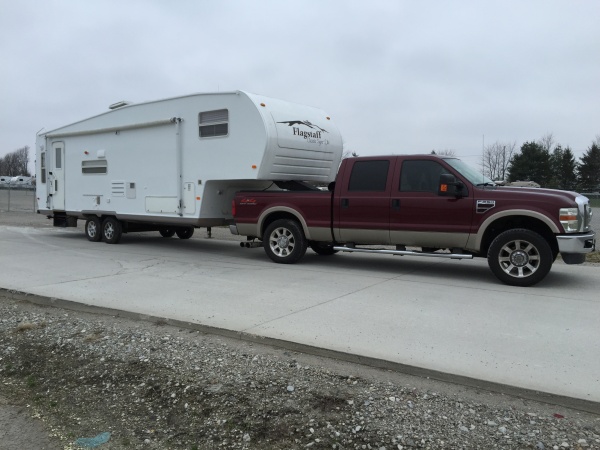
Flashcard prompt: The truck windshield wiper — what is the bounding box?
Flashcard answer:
[475,182,496,187]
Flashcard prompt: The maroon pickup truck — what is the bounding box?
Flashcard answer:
[231,154,595,286]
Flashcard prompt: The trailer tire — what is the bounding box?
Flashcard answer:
[160,229,175,238]
[85,217,102,242]
[263,219,307,264]
[487,228,553,287]
[102,217,123,244]
[309,242,338,256]
[176,227,194,239]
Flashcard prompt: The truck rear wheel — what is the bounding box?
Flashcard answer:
[102,217,123,244]
[263,219,307,264]
[85,217,102,242]
[487,228,553,287]
[159,229,175,238]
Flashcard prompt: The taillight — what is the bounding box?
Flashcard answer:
[231,200,236,217]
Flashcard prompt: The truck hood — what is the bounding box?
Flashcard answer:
[484,186,584,206]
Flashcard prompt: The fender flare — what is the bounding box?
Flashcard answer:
[257,206,312,240]
[467,209,560,251]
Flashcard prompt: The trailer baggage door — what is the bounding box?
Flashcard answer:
[50,141,65,210]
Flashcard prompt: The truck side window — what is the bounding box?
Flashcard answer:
[400,160,448,193]
[199,109,228,138]
[348,160,389,191]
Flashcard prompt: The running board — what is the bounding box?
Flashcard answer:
[332,246,473,260]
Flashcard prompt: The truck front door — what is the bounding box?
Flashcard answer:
[389,159,473,248]
[335,157,396,244]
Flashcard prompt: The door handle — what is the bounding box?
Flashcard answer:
[341,198,349,208]
[391,199,400,210]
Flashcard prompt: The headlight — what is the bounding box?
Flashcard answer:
[559,207,579,232]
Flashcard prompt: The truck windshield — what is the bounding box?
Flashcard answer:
[443,158,495,186]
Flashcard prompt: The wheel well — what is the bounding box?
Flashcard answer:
[261,212,304,238]
[480,216,558,256]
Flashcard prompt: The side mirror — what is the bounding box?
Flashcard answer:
[438,173,465,197]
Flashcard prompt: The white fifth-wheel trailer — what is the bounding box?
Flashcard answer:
[36,91,343,243]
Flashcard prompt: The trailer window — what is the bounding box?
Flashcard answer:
[199,109,228,138]
[82,160,107,174]
[348,160,389,192]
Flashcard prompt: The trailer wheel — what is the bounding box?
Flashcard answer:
[487,228,553,287]
[85,217,102,242]
[159,229,175,238]
[263,219,307,264]
[176,227,194,239]
[309,242,338,256]
[102,217,123,244]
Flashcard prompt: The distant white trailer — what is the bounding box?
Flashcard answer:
[9,176,33,186]
[35,90,343,243]
[0,176,11,185]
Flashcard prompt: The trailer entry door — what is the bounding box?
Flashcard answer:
[51,141,65,210]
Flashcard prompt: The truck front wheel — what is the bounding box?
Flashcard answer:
[487,228,553,287]
[263,219,307,264]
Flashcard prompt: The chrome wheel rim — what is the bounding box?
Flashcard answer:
[268,227,295,257]
[87,222,98,238]
[104,223,115,240]
[498,239,540,278]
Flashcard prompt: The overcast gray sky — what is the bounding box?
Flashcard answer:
[2,0,599,172]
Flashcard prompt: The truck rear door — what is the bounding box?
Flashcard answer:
[334,157,397,244]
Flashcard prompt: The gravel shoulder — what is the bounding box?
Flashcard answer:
[1,211,599,449]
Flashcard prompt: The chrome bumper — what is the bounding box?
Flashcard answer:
[557,231,596,264]
[229,224,239,235]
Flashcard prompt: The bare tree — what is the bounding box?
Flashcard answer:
[0,146,30,176]
[483,141,516,181]
[537,133,555,153]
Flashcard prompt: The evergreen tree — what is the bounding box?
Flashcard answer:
[577,142,600,191]
[549,145,577,190]
[507,141,551,186]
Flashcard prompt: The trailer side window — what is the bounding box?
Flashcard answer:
[199,109,228,138]
[348,160,390,192]
[82,160,108,174]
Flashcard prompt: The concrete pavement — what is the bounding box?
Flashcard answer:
[1,224,599,409]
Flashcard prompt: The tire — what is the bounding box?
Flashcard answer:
[159,229,175,238]
[176,227,194,239]
[102,217,123,244]
[487,228,553,287]
[309,242,338,256]
[263,219,307,264]
[84,217,102,242]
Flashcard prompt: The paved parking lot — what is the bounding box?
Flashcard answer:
[1,220,599,407]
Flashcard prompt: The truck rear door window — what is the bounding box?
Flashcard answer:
[348,160,389,191]
[199,109,228,138]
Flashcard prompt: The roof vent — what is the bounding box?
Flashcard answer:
[109,101,132,110]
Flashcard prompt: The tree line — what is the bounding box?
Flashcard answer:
[483,134,600,192]
[0,146,31,177]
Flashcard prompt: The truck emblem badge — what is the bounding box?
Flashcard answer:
[476,200,496,214]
